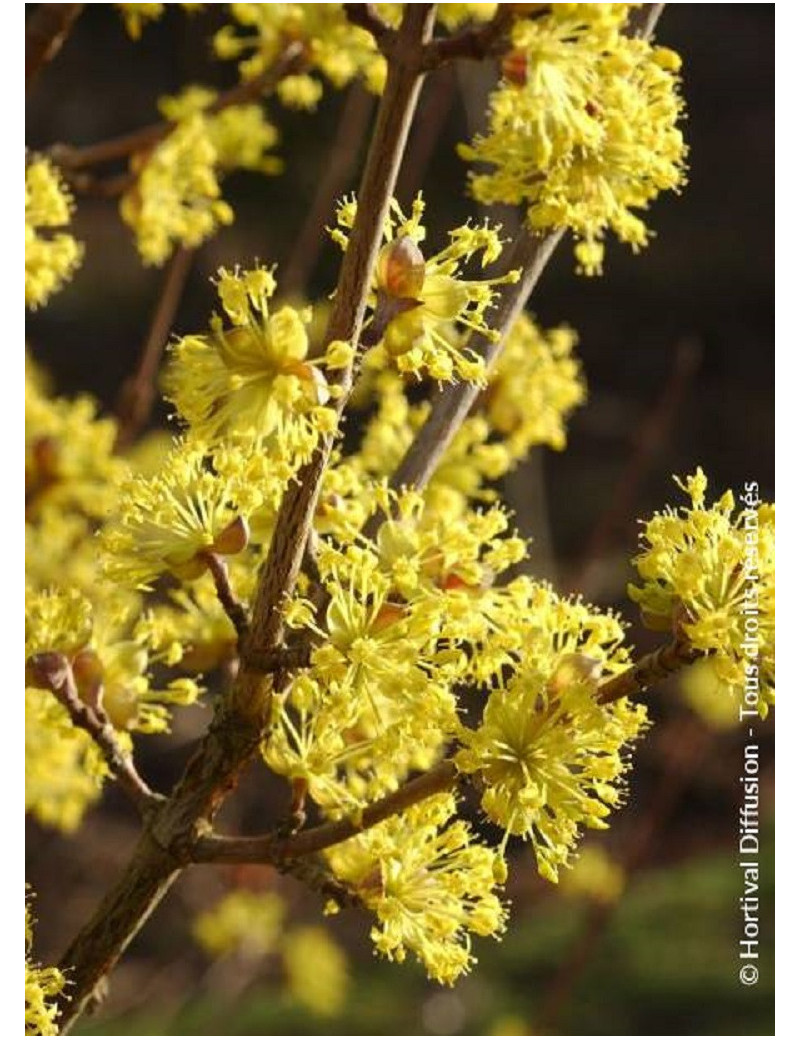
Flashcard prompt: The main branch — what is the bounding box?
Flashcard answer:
[53,8,436,1032]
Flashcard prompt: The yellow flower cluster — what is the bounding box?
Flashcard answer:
[327,794,506,984]
[25,898,65,1036]
[100,439,261,589]
[164,265,340,466]
[120,84,282,264]
[215,4,388,100]
[26,370,124,521]
[457,585,645,883]
[194,890,286,959]
[558,843,626,904]
[116,3,203,39]
[460,5,687,273]
[267,487,528,813]
[332,195,519,382]
[121,116,232,265]
[629,469,775,719]
[25,159,83,309]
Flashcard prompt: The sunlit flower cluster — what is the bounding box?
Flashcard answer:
[629,469,775,718]
[25,897,65,1036]
[25,158,83,309]
[327,794,506,984]
[333,195,519,382]
[164,265,339,466]
[460,6,687,273]
[215,4,388,100]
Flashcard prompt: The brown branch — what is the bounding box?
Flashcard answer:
[199,552,250,643]
[115,247,193,449]
[26,653,161,814]
[242,5,437,667]
[421,5,518,69]
[242,645,311,674]
[26,3,84,90]
[596,638,699,705]
[193,759,460,865]
[627,3,666,40]
[365,226,563,535]
[368,2,667,531]
[53,11,437,1032]
[342,4,393,52]
[50,42,305,174]
[281,83,376,298]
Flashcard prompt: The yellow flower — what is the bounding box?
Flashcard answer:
[327,794,506,984]
[461,9,687,273]
[101,440,258,589]
[332,194,519,382]
[26,897,65,1036]
[629,469,775,718]
[193,890,286,959]
[215,4,387,97]
[120,114,233,265]
[25,159,83,309]
[164,265,336,461]
[282,926,349,1017]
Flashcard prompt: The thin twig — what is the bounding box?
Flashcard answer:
[596,638,699,705]
[567,338,702,598]
[281,84,375,298]
[26,653,161,814]
[421,6,518,69]
[199,552,250,643]
[115,247,194,449]
[26,4,84,90]
[342,4,393,52]
[627,3,667,39]
[50,42,305,174]
[193,759,460,865]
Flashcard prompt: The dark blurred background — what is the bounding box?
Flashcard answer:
[26,5,774,1035]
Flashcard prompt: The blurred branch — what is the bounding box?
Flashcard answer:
[281,84,375,298]
[566,338,702,598]
[115,246,194,449]
[26,652,162,815]
[628,3,667,39]
[537,713,712,1033]
[343,4,393,52]
[50,42,305,182]
[396,64,457,204]
[26,3,83,90]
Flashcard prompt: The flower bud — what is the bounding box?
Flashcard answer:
[376,236,426,299]
[211,515,250,556]
[547,653,603,695]
[501,48,529,86]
